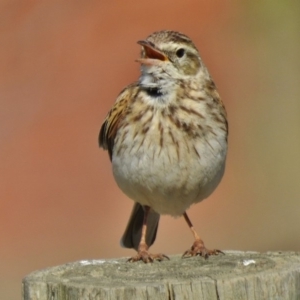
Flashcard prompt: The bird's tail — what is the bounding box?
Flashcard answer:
[120,203,160,251]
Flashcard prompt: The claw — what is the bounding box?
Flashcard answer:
[182,239,224,259]
[128,250,169,263]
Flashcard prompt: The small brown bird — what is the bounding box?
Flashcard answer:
[99,30,228,263]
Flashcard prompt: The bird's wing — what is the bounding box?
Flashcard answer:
[99,83,138,160]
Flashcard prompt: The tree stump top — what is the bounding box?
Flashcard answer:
[23,251,300,300]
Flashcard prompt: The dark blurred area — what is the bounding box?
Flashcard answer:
[1,1,300,298]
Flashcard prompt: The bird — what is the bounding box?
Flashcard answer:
[99,30,228,263]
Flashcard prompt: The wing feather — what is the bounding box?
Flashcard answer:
[99,83,138,160]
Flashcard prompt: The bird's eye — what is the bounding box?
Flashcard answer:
[176,48,185,58]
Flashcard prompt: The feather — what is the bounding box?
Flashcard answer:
[99,83,138,160]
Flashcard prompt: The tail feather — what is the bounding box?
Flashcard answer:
[120,203,160,251]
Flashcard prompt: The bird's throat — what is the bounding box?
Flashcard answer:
[139,72,174,96]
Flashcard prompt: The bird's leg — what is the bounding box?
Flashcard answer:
[128,205,169,263]
[182,212,224,259]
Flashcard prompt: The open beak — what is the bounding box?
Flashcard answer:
[136,40,168,65]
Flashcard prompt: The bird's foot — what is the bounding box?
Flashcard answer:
[127,243,169,263]
[128,251,169,263]
[182,238,224,259]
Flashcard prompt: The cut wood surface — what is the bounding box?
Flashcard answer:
[22,251,300,300]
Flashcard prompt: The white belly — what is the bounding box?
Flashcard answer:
[112,125,227,216]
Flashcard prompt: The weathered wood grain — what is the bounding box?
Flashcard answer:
[22,251,300,300]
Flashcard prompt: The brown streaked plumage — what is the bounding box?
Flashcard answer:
[99,30,228,263]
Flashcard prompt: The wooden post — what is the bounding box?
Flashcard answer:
[22,251,300,300]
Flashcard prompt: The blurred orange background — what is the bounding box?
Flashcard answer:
[1,1,300,298]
